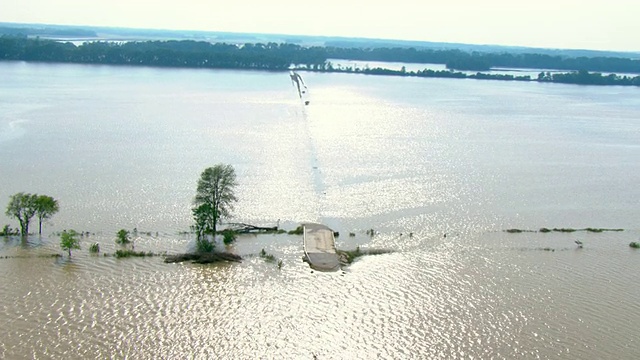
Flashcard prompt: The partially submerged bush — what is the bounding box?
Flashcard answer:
[338,247,393,264]
[115,249,155,258]
[89,243,100,253]
[222,229,237,245]
[60,230,81,257]
[585,228,623,232]
[260,248,276,263]
[1,225,19,236]
[116,229,131,244]
[288,226,304,235]
[196,238,214,253]
[553,228,576,233]
[630,242,640,249]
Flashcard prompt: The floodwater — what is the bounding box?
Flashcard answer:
[1,61,640,359]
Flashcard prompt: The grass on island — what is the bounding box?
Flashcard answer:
[505,229,536,233]
[164,252,242,264]
[505,227,625,234]
[0,254,62,259]
[259,248,283,269]
[113,249,159,258]
[260,248,276,262]
[585,228,624,233]
[337,246,394,264]
[288,226,304,235]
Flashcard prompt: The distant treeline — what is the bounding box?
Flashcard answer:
[0,36,324,70]
[316,66,640,86]
[1,36,639,86]
[322,46,640,73]
[0,26,96,38]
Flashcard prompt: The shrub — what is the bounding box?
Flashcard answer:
[89,243,100,253]
[553,228,576,233]
[288,226,304,235]
[116,229,131,244]
[115,249,154,258]
[629,242,640,249]
[260,248,276,262]
[222,229,237,245]
[1,225,18,236]
[196,238,214,253]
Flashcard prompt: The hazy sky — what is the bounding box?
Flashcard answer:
[3,0,639,52]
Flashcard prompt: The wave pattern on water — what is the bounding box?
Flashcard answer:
[1,63,640,358]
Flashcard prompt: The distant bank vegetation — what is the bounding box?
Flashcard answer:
[1,35,639,87]
[505,228,624,233]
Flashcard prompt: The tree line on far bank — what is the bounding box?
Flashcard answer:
[323,46,640,73]
[318,65,640,86]
[1,35,639,87]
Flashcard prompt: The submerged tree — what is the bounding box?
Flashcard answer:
[35,195,59,235]
[116,229,131,245]
[60,229,80,257]
[192,164,238,249]
[5,192,39,236]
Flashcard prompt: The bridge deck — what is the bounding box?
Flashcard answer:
[303,223,340,272]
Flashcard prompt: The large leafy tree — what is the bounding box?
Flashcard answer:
[5,192,39,236]
[193,164,238,247]
[35,195,59,235]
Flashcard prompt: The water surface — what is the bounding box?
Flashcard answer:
[1,61,640,359]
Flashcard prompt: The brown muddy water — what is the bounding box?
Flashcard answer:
[1,62,640,358]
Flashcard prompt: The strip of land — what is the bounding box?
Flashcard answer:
[1,35,638,87]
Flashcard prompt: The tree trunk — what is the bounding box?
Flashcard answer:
[39,217,43,235]
[19,219,27,237]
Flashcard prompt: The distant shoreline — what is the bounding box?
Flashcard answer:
[1,35,638,87]
[295,66,640,87]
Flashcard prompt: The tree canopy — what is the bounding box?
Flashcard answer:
[5,193,59,236]
[5,192,39,236]
[193,164,238,251]
[60,229,80,257]
[35,195,59,235]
